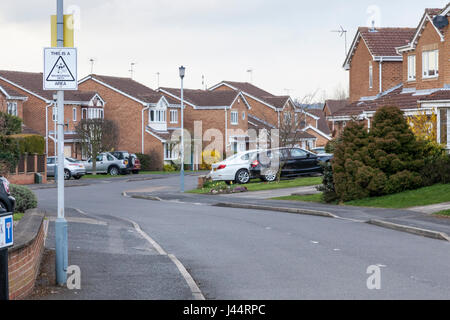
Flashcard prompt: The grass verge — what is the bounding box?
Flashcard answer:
[273,184,450,210]
[13,213,24,222]
[188,176,322,194]
[434,209,450,218]
[272,193,324,203]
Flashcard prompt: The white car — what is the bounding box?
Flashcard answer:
[209,150,259,185]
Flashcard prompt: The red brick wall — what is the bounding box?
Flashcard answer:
[8,218,48,300]
[211,85,279,128]
[0,96,24,119]
[403,18,449,90]
[78,79,153,154]
[0,80,48,136]
[349,40,403,102]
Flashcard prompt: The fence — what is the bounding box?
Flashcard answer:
[7,154,47,185]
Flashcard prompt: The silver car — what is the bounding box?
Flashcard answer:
[47,157,87,180]
[83,152,130,176]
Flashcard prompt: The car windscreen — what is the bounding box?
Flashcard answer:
[66,158,79,163]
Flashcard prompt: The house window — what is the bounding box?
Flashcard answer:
[369,62,373,89]
[170,110,178,124]
[407,55,416,81]
[6,102,18,116]
[231,111,238,125]
[242,111,246,121]
[423,50,439,78]
[73,108,77,122]
[150,109,166,123]
[87,108,104,119]
[164,143,178,160]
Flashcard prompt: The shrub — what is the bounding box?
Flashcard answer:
[9,134,45,154]
[0,112,22,135]
[200,150,221,170]
[316,161,338,203]
[10,184,37,213]
[421,154,450,186]
[136,149,163,171]
[328,106,436,203]
[164,164,177,172]
[135,153,151,171]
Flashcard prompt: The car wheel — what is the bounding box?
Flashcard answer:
[263,169,278,182]
[64,169,71,180]
[73,176,82,180]
[235,169,250,184]
[108,166,120,176]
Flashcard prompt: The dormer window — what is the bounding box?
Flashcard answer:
[150,109,166,123]
[423,50,439,79]
[407,55,416,81]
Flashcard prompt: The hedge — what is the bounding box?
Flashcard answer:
[9,134,45,155]
[0,135,20,174]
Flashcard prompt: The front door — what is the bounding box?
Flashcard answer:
[64,145,72,158]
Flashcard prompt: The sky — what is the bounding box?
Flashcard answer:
[0,0,447,101]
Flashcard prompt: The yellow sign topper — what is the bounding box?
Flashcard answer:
[51,14,74,48]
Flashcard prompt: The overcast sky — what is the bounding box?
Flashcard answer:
[0,0,446,101]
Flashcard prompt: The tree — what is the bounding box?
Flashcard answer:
[0,111,22,135]
[75,118,119,175]
[331,106,428,202]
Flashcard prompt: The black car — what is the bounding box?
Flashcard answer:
[250,148,333,182]
[0,177,15,213]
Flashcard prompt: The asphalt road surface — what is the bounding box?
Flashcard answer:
[35,174,450,300]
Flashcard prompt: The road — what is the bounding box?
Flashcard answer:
[35,174,450,300]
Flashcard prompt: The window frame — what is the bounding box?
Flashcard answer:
[230,111,239,125]
[73,107,77,122]
[422,49,439,79]
[369,62,373,89]
[6,102,18,116]
[170,110,178,124]
[407,55,416,81]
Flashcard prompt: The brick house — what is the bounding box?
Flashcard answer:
[0,85,28,119]
[158,87,251,161]
[0,70,103,158]
[209,81,329,148]
[343,27,415,102]
[78,74,181,167]
[328,4,450,151]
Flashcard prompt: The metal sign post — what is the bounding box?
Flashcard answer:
[42,0,77,286]
[0,212,14,300]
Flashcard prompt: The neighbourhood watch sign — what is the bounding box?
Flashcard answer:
[43,47,77,91]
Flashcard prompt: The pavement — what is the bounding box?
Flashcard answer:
[32,174,450,299]
[36,207,194,300]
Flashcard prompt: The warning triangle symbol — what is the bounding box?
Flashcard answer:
[46,56,75,82]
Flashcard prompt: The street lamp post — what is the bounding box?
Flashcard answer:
[179,66,185,193]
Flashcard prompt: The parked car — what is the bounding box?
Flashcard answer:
[0,176,15,213]
[250,147,333,182]
[110,151,141,174]
[83,152,130,175]
[312,147,333,156]
[209,150,259,184]
[47,157,87,180]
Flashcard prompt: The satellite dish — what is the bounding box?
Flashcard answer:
[433,15,449,29]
